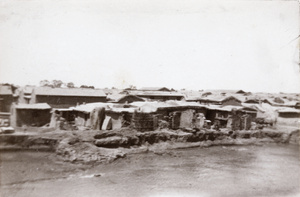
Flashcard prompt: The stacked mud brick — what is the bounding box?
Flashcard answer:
[231,109,252,131]
[169,111,181,130]
[231,110,242,131]
[132,112,154,131]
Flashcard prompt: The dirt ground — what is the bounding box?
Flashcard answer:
[0,144,299,197]
[0,126,298,165]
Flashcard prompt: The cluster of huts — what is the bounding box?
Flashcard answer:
[47,100,256,132]
[0,85,299,132]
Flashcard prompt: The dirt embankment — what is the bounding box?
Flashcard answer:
[94,129,295,148]
[0,128,298,164]
[0,135,58,151]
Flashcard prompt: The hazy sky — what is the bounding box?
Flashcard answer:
[0,0,299,93]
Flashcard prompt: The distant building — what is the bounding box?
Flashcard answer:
[107,94,145,103]
[273,97,284,104]
[277,108,300,126]
[138,87,171,92]
[189,96,242,106]
[127,90,184,101]
[0,85,13,112]
[30,87,107,108]
[201,92,212,97]
[262,98,297,108]
[295,102,300,109]
[244,98,260,104]
[220,96,242,106]
[236,90,246,94]
[277,108,300,119]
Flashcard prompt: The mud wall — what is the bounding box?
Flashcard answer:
[132,112,154,131]
[106,112,123,130]
[16,109,51,127]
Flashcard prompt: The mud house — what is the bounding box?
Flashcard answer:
[52,103,111,129]
[0,85,14,112]
[205,105,234,127]
[205,105,257,128]
[277,108,300,126]
[155,104,207,130]
[50,108,84,129]
[129,101,208,130]
[50,103,135,130]
[30,87,107,108]
[11,103,52,127]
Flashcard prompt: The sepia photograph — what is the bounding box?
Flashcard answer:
[0,0,299,196]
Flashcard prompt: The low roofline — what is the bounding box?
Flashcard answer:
[34,87,107,97]
[15,103,51,110]
[36,94,106,97]
[137,94,183,97]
